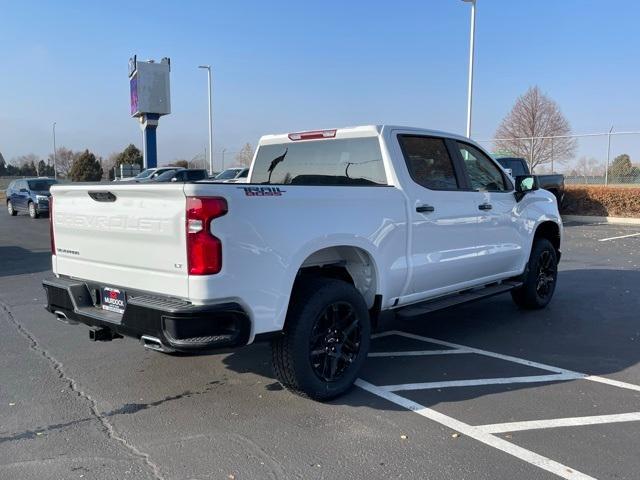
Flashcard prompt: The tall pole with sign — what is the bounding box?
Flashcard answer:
[129,56,171,169]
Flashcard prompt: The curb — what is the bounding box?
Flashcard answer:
[562,215,640,225]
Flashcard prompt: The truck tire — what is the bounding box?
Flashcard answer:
[511,238,558,309]
[271,277,371,401]
[28,201,39,219]
[7,201,17,216]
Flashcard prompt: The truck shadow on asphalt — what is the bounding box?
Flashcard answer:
[222,268,640,408]
[1,269,638,444]
[0,246,51,278]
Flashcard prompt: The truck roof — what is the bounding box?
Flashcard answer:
[258,125,472,146]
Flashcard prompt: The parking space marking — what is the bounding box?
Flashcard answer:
[478,412,640,434]
[368,349,470,357]
[388,330,576,375]
[359,330,640,479]
[356,379,596,480]
[584,375,640,392]
[598,232,640,242]
[381,372,584,392]
[384,330,640,393]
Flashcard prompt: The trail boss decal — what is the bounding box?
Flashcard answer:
[238,186,286,197]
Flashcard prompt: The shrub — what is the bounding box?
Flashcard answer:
[561,186,640,218]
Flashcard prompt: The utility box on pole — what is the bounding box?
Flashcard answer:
[129,56,171,169]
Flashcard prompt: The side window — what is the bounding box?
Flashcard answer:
[398,135,459,190]
[457,142,509,192]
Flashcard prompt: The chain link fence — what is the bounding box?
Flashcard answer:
[477,130,640,186]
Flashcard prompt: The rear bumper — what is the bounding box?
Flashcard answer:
[42,276,251,352]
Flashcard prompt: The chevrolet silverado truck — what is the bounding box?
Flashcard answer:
[43,126,562,400]
[495,156,565,205]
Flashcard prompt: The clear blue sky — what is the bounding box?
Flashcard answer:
[1,0,639,169]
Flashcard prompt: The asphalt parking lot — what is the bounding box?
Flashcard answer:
[1,212,639,480]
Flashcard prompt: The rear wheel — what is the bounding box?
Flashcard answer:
[271,278,371,401]
[511,238,558,309]
[7,201,17,216]
[28,201,39,219]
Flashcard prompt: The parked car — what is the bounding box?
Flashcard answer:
[6,177,58,218]
[117,167,179,182]
[495,157,565,205]
[213,167,249,183]
[145,168,209,183]
[44,125,562,400]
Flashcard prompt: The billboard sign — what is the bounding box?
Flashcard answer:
[128,56,171,117]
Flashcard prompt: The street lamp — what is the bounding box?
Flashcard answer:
[462,0,476,138]
[198,65,214,175]
[52,122,57,179]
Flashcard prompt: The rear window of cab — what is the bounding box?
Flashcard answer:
[251,137,387,186]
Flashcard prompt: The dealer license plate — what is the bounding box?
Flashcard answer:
[101,287,126,314]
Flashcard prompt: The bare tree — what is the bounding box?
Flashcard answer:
[235,143,255,167]
[189,153,206,169]
[103,152,119,180]
[494,86,577,172]
[48,147,80,178]
[169,160,189,168]
[574,156,601,180]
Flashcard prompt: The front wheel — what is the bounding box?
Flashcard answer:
[511,238,558,309]
[7,201,17,216]
[271,278,371,401]
[28,202,39,219]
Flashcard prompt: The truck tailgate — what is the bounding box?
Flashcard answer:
[51,184,189,298]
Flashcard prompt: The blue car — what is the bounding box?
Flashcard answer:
[6,177,58,218]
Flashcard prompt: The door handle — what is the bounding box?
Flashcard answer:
[478,203,493,211]
[416,204,435,213]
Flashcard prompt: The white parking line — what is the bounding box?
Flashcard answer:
[356,379,596,480]
[387,330,640,393]
[478,412,640,434]
[598,232,640,242]
[359,330,640,479]
[388,330,576,375]
[584,375,640,392]
[368,349,470,357]
[381,372,584,392]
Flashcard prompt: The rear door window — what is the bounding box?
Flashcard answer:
[397,135,460,190]
[251,137,387,185]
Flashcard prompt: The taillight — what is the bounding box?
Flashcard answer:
[288,129,336,141]
[49,196,55,255]
[186,197,227,275]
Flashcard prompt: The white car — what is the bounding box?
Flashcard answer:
[117,167,179,182]
[44,125,562,400]
[213,167,249,183]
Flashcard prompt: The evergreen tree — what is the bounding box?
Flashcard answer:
[69,150,103,181]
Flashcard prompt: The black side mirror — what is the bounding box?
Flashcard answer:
[20,188,28,193]
[514,175,538,202]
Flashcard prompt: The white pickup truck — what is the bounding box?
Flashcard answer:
[43,125,562,400]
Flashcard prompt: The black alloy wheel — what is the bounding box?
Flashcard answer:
[309,301,362,382]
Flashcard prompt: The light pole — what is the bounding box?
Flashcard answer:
[462,0,476,138]
[605,125,614,185]
[52,122,57,179]
[222,148,227,170]
[198,65,214,175]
